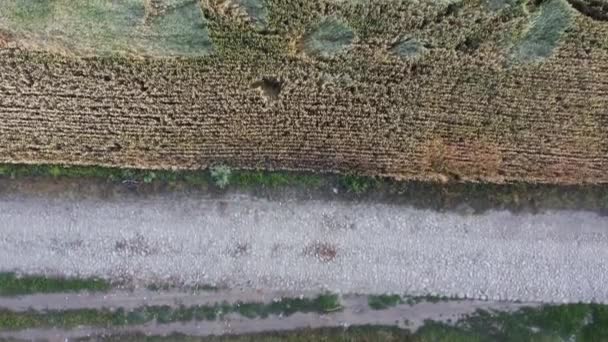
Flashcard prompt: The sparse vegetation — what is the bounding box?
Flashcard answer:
[0,273,110,297]
[0,294,341,330]
[1,164,608,214]
[66,304,608,341]
[368,294,453,309]
[338,175,378,194]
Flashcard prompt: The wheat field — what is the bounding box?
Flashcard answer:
[0,0,606,184]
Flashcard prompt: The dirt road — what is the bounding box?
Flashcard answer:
[0,187,607,304]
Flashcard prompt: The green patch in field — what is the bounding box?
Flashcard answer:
[143,1,214,57]
[390,38,428,60]
[0,273,110,297]
[485,0,521,12]
[3,0,53,30]
[0,0,213,56]
[510,0,573,63]
[238,0,270,31]
[301,17,356,58]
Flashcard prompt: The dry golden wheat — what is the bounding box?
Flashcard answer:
[0,0,606,184]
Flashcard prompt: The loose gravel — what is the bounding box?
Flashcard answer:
[0,192,607,303]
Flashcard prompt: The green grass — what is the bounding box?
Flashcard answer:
[71,304,608,341]
[368,294,403,310]
[429,303,608,341]
[0,273,110,297]
[1,294,608,341]
[1,163,608,215]
[0,294,341,330]
[0,0,213,56]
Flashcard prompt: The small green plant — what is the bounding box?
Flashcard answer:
[143,172,157,184]
[368,294,403,310]
[210,165,232,189]
[48,165,62,177]
[209,165,232,189]
[338,175,378,194]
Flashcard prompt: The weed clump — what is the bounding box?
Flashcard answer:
[301,17,355,58]
[210,165,232,189]
[511,0,572,63]
[368,294,403,310]
[391,38,428,60]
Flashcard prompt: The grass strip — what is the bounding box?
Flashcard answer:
[1,163,608,214]
[0,273,110,297]
[0,294,341,330]
[368,294,453,310]
[367,294,403,310]
[76,304,608,341]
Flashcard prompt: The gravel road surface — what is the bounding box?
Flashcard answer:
[0,192,607,303]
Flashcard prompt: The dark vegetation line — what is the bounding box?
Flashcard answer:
[0,273,110,297]
[1,164,608,214]
[367,294,450,310]
[76,304,608,341]
[0,294,340,330]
